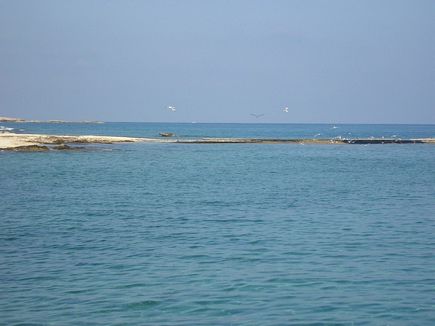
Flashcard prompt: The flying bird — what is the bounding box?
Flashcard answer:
[282,107,289,113]
[168,106,176,112]
[250,113,264,118]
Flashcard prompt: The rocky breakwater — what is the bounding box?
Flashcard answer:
[174,137,435,145]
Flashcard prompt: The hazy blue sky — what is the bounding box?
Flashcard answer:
[0,0,434,123]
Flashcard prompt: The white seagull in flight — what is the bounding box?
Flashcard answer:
[283,107,289,113]
[168,106,176,112]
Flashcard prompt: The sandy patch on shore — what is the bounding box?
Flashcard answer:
[0,134,40,149]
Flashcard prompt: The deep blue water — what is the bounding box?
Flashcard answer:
[1,123,435,325]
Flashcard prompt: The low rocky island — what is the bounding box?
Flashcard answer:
[0,133,163,151]
[0,116,26,122]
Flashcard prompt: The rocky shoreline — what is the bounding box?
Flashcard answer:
[1,132,435,152]
[0,133,163,151]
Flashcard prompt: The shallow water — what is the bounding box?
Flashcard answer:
[1,124,435,325]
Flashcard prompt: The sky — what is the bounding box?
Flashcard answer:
[0,0,434,123]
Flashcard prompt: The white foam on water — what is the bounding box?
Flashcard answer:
[0,125,14,132]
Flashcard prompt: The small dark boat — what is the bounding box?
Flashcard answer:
[159,132,175,137]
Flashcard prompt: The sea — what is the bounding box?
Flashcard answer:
[1,123,435,325]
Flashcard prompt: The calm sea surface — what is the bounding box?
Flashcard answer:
[1,123,435,325]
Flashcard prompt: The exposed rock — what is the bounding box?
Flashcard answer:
[0,132,153,150]
[53,144,85,150]
[1,132,435,151]
[4,145,49,152]
[51,138,65,144]
[53,144,71,150]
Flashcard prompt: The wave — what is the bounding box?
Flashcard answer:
[0,125,14,132]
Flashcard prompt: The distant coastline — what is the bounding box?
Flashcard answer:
[0,116,104,124]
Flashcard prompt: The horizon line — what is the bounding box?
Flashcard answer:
[3,120,435,126]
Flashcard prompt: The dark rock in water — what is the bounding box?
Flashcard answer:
[159,132,175,137]
[51,138,65,144]
[53,144,71,150]
[342,139,424,144]
[6,145,49,152]
[53,144,85,150]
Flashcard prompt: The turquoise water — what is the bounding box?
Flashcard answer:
[3,122,435,139]
[1,124,435,325]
